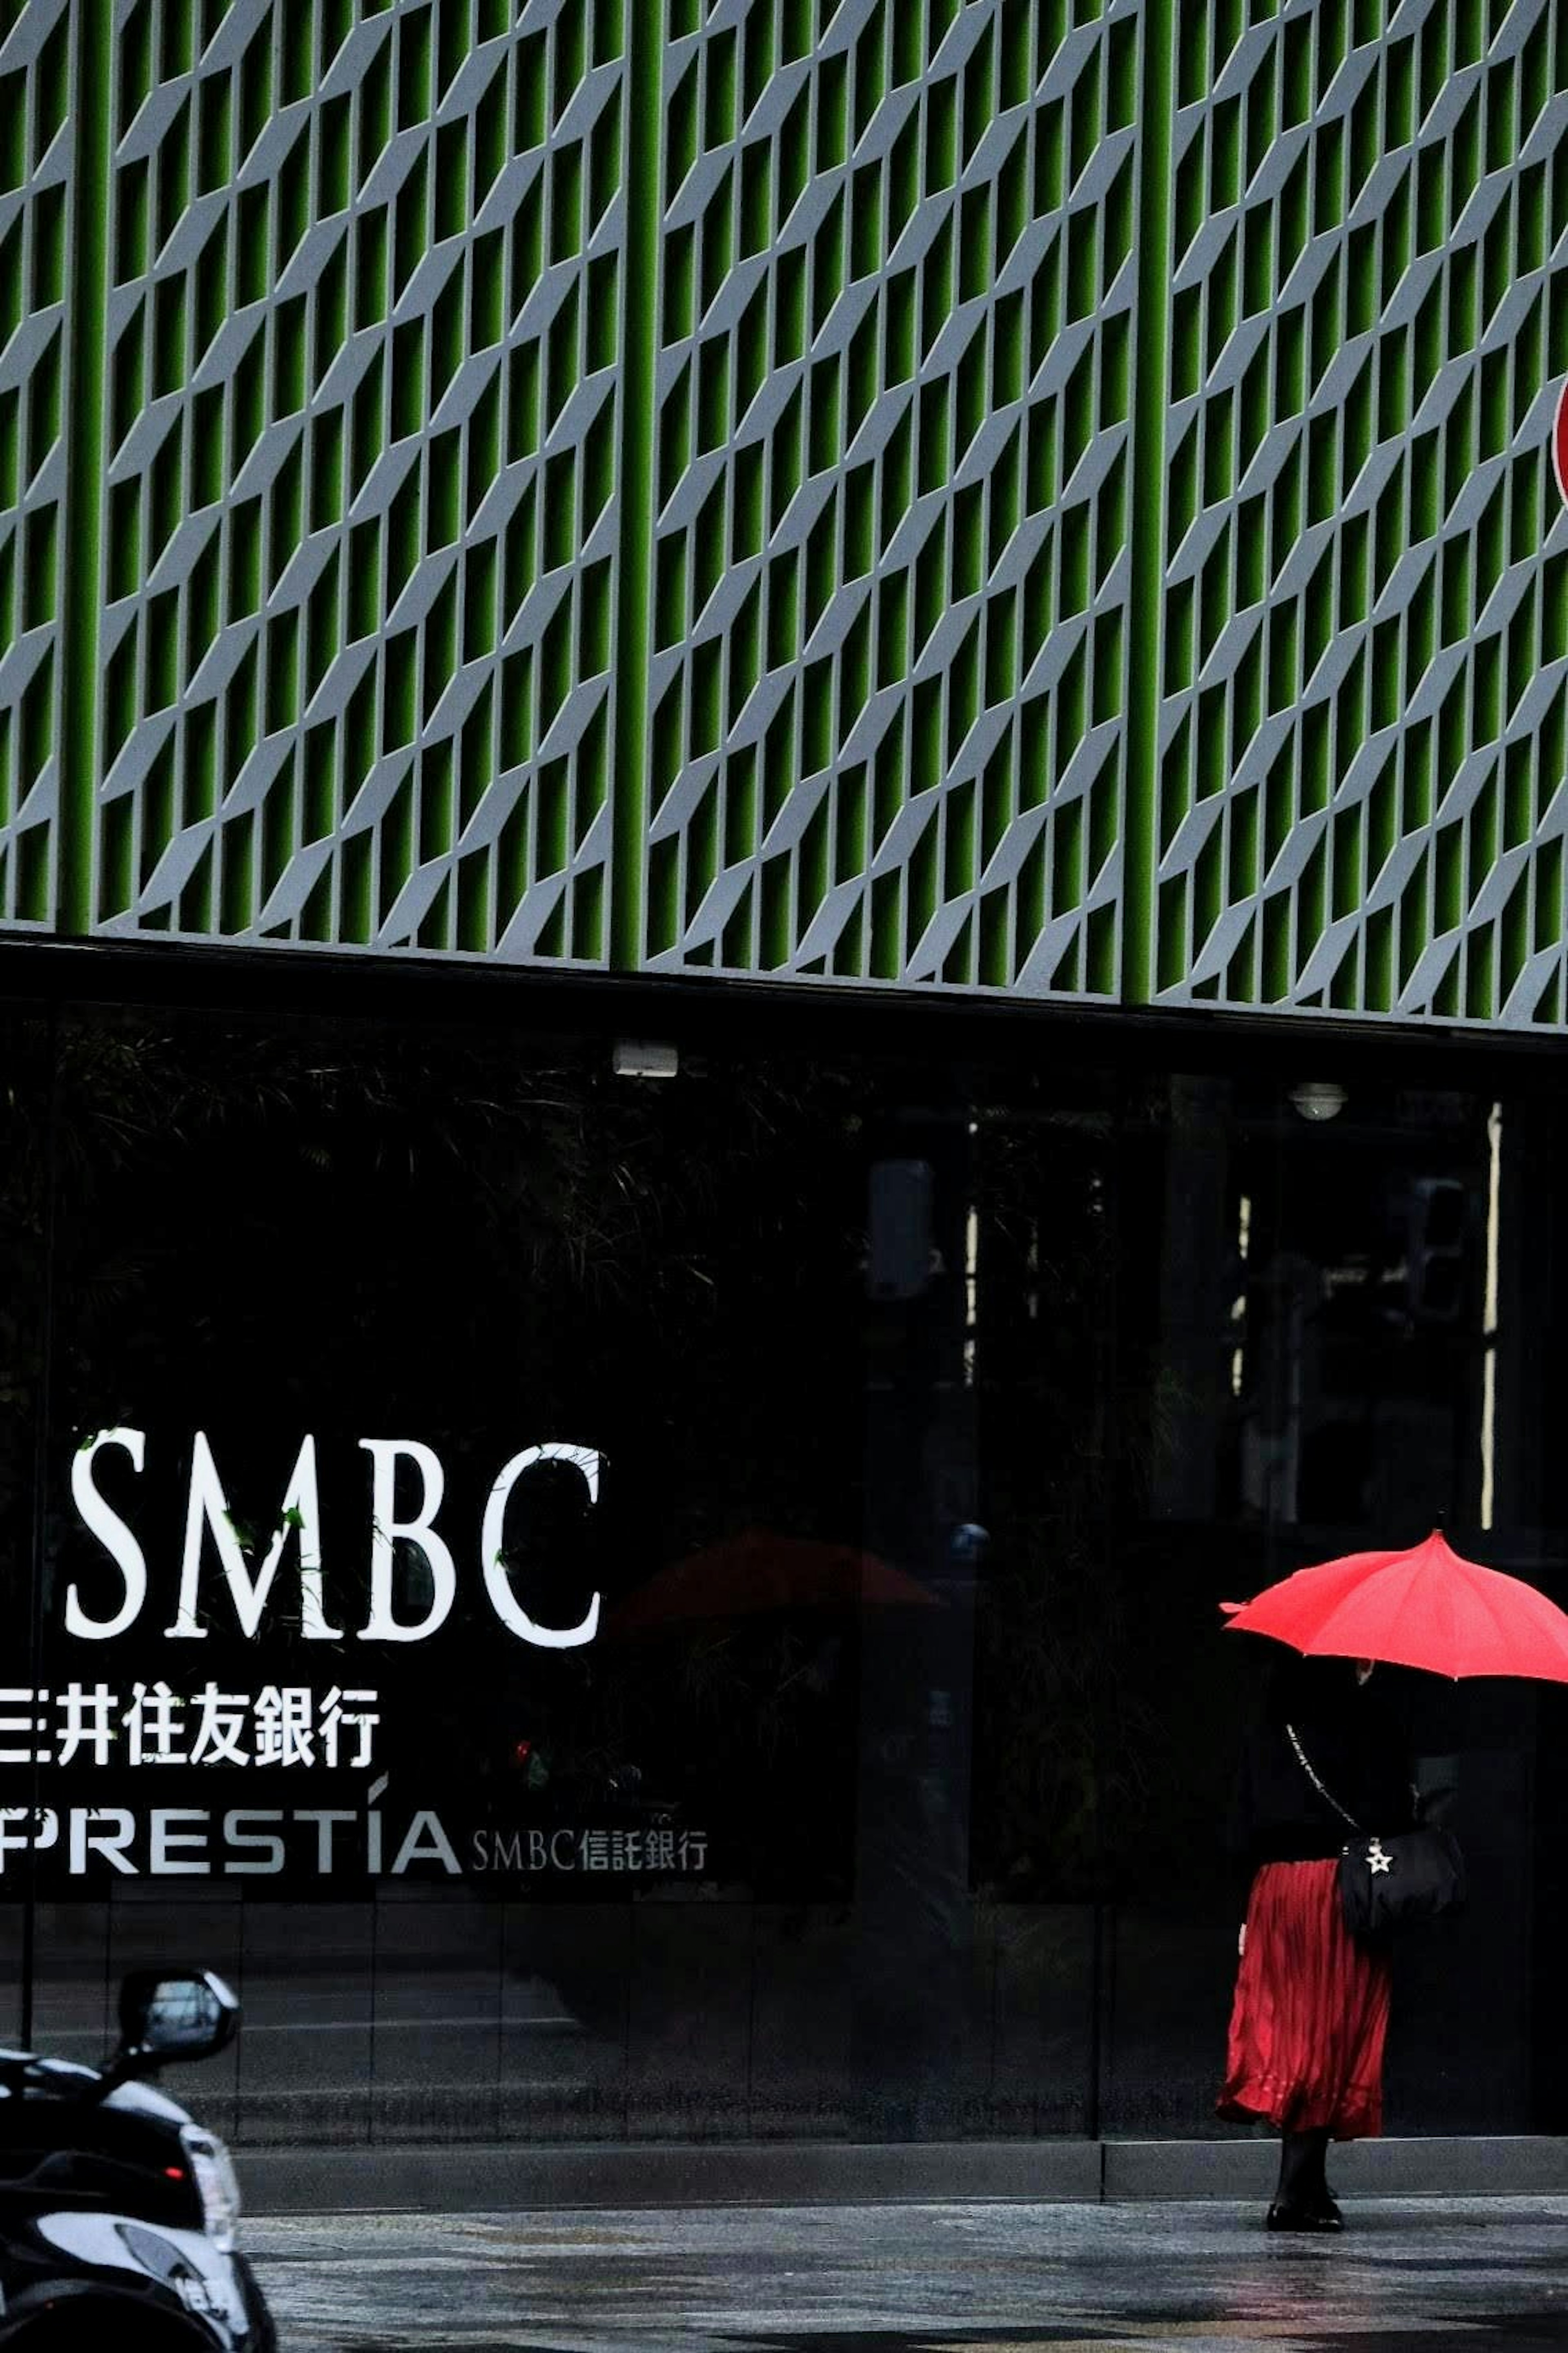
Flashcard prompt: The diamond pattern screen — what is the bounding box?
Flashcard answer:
[1154,0,1568,1025]
[0,0,71,930]
[5,0,1568,1023]
[92,0,624,957]
[639,0,1136,992]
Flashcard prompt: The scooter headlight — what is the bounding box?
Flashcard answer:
[179,2126,241,2253]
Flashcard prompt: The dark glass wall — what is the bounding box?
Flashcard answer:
[0,987,1563,2146]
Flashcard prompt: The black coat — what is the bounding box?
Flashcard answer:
[1227,1656,1419,1896]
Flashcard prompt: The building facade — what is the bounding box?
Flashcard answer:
[0,0,1564,2153]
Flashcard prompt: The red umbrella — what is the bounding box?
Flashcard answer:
[608,1528,939,1632]
[1221,1529,1568,1683]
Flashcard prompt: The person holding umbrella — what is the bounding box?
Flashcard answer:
[1217,1529,1568,2234]
[1219,1650,1418,2230]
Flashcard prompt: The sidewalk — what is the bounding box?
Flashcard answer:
[247,2194,1568,2350]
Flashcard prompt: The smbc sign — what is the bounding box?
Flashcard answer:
[66,1429,603,1649]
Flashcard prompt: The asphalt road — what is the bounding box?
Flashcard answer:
[244,2195,1568,2351]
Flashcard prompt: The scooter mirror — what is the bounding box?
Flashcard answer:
[116,1969,239,2073]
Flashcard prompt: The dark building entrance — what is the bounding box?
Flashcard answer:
[0,972,1560,2150]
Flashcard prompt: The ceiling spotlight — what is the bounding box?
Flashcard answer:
[611,1040,679,1081]
[1289,1080,1347,1122]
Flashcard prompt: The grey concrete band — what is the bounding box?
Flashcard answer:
[236,2132,1568,2215]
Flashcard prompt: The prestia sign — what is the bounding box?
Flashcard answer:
[0,1795,713,1883]
[66,1428,603,1649]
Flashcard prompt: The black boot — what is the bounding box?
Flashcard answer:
[1266,2128,1343,2232]
[1303,2129,1343,2228]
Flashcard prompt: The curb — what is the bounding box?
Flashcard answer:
[235,2135,1568,2215]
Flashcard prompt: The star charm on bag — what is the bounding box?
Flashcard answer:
[1366,1837,1394,1875]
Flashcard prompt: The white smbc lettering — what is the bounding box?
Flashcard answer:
[167,1433,342,1640]
[481,1443,601,1649]
[356,1439,457,1642]
[66,1429,147,1638]
[67,1431,603,1646]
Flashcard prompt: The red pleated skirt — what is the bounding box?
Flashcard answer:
[1218,1857,1392,2140]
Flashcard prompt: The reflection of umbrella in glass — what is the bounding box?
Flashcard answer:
[1221,1529,1568,1682]
[608,1528,938,1632]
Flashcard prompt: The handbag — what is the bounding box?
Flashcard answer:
[1285,1721,1466,1939]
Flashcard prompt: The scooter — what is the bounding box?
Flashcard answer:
[0,1968,274,2349]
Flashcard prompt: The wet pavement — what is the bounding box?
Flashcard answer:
[246,2195,1568,2351]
